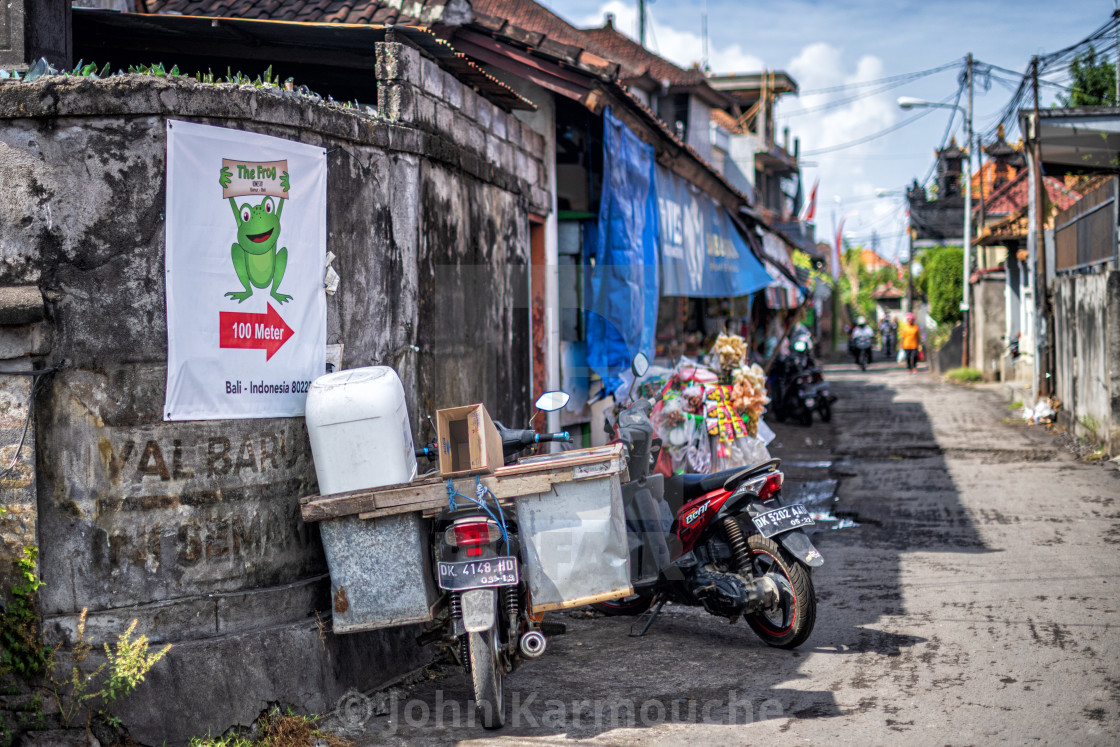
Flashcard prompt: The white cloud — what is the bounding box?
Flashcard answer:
[778,44,908,253]
[575,1,763,73]
[571,3,908,256]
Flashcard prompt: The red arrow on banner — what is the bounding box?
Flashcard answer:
[219,303,294,361]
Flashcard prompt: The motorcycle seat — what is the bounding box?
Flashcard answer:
[665,459,782,513]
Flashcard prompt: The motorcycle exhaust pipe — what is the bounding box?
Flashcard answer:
[519,630,547,658]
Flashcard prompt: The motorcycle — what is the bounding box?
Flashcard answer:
[417,393,572,729]
[594,354,822,649]
[770,338,835,426]
[849,329,873,371]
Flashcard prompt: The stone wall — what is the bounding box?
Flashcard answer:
[1052,270,1120,453]
[970,272,1006,382]
[0,40,548,743]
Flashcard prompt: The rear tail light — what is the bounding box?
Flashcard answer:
[446,520,502,557]
[744,471,784,501]
[757,472,783,501]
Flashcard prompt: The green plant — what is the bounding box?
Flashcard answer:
[1058,46,1117,107]
[189,733,254,747]
[189,706,351,747]
[49,609,171,728]
[1078,414,1102,434]
[926,322,953,352]
[924,246,964,326]
[1008,399,1023,410]
[945,367,982,383]
[0,546,52,682]
[1084,445,1109,462]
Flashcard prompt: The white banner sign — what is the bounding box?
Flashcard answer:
[164,121,327,421]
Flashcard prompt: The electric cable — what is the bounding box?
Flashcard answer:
[797,58,963,95]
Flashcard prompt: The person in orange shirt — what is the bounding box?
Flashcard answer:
[898,312,921,374]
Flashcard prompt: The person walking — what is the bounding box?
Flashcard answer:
[879,316,895,359]
[899,312,921,374]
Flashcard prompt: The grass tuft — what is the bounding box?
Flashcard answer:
[190,707,352,747]
[944,367,982,384]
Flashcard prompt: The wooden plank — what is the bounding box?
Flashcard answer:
[302,445,626,523]
[493,445,624,476]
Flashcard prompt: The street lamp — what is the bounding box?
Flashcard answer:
[898,56,974,368]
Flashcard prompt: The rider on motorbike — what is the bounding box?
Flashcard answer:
[849,316,874,369]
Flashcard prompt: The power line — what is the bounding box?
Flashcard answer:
[785,61,965,118]
[797,58,962,95]
[801,102,945,156]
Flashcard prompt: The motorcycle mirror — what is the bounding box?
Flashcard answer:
[534,390,570,412]
[632,352,650,378]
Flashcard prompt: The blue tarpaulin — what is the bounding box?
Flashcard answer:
[656,166,774,298]
[586,108,660,388]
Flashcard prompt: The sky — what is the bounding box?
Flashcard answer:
[537,0,1115,262]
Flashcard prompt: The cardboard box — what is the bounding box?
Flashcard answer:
[436,403,503,475]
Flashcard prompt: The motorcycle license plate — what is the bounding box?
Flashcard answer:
[437,557,519,591]
[752,504,814,538]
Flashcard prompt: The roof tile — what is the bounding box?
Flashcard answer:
[148,0,438,25]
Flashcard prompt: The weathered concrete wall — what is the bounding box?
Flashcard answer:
[931,324,963,375]
[970,273,1006,381]
[0,41,547,743]
[1052,270,1120,453]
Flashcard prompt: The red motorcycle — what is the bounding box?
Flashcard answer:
[596,364,821,648]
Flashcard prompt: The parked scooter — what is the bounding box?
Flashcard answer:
[595,355,821,649]
[770,338,836,425]
[417,393,571,729]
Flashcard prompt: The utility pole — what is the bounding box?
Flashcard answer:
[639,0,646,48]
[1031,57,1050,397]
[961,53,973,368]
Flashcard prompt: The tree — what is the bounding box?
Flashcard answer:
[1058,46,1117,107]
[925,247,963,326]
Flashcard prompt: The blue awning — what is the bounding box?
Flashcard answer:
[656,166,774,298]
[585,108,660,388]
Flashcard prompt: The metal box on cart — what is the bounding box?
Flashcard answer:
[299,444,633,631]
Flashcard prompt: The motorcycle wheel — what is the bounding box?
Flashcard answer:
[817,399,832,423]
[798,407,813,426]
[591,592,655,616]
[743,535,816,649]
[469,627,505,728]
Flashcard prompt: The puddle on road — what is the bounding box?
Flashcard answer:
[788,478,860,531]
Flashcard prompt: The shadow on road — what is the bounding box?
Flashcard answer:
[342,363,989,744]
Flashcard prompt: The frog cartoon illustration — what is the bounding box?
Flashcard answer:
[219,166,292,304]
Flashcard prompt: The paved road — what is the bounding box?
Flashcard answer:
[340,362,1120,745]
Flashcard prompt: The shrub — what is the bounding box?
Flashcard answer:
[945,367,982,383]
[925,247,964,326]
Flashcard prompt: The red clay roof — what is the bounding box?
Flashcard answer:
[580,23,706,87]
[471,0,602,51]
[983,170,1081,216]
[147,0,456,25]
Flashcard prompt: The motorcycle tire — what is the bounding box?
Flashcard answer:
[469,627,505,728]
[742,534,816,649]
[591,593,655,616]
[817,399,832,423]
[798,407,813,426]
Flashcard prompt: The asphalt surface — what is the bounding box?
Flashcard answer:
[333,359,1120,746]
